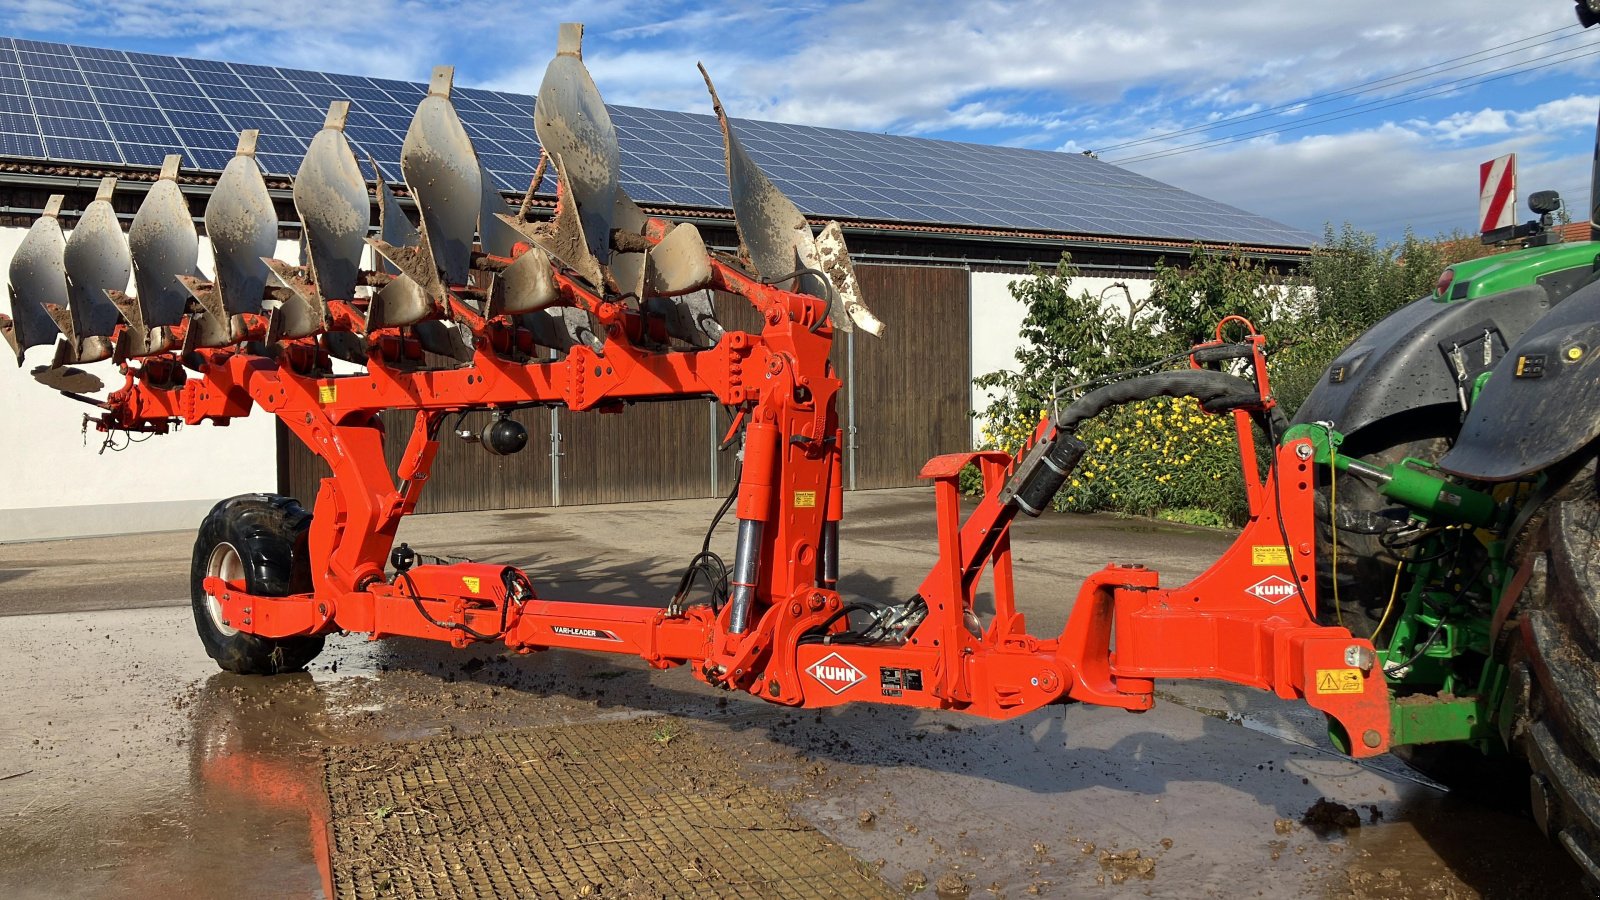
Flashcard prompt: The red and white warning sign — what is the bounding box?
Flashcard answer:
[1479,152,1517,234]
[805,651,865,694]
[1246,574,1298,604]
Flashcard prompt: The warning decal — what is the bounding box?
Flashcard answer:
[1315,668,1364,694]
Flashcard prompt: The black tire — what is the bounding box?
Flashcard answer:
[1512,454,1600,882]
[1314,412,1457,637]
[190,493,325,675]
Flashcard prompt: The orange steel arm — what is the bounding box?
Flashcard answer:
[96,241,1388,758]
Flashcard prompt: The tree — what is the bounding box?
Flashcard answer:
[972,225,1481,521]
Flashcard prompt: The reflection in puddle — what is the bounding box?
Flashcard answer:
[190,673,334,899]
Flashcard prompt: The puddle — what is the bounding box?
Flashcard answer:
[0,605,1586,899]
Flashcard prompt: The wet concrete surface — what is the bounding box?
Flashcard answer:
[0,487,1587,898]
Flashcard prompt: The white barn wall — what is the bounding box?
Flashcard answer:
[967,270,1153,445]
[0,226,299,542]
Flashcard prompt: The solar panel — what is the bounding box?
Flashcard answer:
[0,36,1315,248]
[106,121,178,145]
[30,97,96,120]
[43,136,119,162]
[38,116,109,140]
[166,110,230,132]
[102,105,170,126]
[0,132,42,156]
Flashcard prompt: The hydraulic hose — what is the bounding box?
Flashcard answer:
[1003,369,1284,517]
[1056,369,1286,436]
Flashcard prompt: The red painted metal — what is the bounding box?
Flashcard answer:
[86,221,1389,758]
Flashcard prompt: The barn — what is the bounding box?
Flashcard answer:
[0,37,1315,541]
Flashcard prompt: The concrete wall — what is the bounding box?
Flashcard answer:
[967,270,1153,445]
[0,226,297,542]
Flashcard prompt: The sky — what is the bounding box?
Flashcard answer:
[2,0,1598,244]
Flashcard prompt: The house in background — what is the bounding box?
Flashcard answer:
[0,36,1313,540]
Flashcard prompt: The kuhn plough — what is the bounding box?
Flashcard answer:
[0,24,1391,755]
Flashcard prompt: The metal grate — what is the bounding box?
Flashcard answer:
[323,718,895,899]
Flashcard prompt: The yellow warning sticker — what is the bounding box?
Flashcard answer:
[318,383,337,404]
[1251,545,1289,566]
[794,491,818,508]
[461,576,481,594]
[1315,668,1363,694]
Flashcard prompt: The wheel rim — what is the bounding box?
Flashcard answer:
[204,541,244,637]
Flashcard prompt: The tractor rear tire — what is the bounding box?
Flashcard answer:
[1315,413,1456,638]
[189,494,325,675]
[1512,452,1600,882]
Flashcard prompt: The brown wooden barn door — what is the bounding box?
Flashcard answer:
[555,400,713,507]
[847,264,972,489]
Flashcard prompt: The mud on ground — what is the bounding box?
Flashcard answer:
[323,717,893,899]
[0,489,1590,899]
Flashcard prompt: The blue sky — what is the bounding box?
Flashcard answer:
[3,0,1598,243]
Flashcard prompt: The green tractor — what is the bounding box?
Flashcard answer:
[1296,199,1596,629]
[1285,37,1600,875]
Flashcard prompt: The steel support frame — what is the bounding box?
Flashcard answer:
[95,253,1391,756]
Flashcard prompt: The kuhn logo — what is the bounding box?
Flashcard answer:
[1247,575,1298,604]
[806,652,865,694]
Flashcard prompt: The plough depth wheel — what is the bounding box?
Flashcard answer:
[189,494,324,674]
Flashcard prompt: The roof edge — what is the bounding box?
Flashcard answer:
[0,156,1312,258]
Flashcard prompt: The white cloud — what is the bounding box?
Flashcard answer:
[669,0,1584,133]
[1423,96,1599,141]
[1427,108,1515,140]
[3,0,1597,239]
[1128,114,1594,239]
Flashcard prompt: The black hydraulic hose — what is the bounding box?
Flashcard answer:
[797,601,883,644]
[1190,343,1256,364]
[669,444,743,613]
[1055,369,1287,437]
[999,369,1285,526]
[399,569,501,642]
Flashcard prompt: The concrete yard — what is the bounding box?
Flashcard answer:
[0,487,1584,898]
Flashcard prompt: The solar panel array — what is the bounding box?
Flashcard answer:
[0,36,1316,248]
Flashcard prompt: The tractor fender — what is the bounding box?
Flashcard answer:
[1292,285,1558,447]
[1439,279,1600,481]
